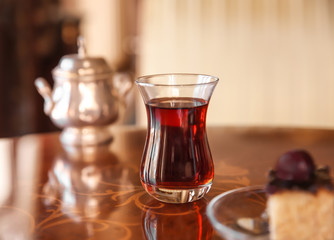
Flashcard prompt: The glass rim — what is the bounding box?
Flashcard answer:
[135,73,219,87]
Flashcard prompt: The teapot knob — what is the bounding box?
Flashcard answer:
[77,36,87,58]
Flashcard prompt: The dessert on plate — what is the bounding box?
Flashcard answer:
[265,149,334,240]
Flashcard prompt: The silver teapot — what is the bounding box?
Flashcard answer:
[35,37,132,146]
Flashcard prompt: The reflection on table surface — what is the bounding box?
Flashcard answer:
[0,126,334,239]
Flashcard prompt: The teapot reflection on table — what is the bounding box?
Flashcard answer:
[43,144,123,219]
[35,37,132,146]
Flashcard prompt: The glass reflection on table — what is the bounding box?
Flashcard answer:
[142,198,213,240]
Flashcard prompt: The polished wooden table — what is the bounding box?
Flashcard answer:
[1,126,334,239]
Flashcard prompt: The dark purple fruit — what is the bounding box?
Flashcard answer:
[275,149,315,182]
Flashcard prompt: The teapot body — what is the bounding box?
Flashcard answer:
[35,75,125,146]
[50,77,119,129]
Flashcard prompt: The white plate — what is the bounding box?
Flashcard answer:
[207,185,269,240]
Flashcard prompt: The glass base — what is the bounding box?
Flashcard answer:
[142,182,212,204]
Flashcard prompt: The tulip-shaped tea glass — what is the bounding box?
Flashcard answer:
[136,74,219,203]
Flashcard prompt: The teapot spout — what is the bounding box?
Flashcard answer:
[34,77,54,116]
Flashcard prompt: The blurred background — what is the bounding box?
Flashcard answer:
[1,0,334,138]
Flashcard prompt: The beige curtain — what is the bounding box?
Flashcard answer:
[73,0,138,124]
[137,0,334,128]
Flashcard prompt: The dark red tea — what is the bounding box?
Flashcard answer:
[141,97,214,190]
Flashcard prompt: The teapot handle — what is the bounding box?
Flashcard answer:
[34,77,54,116]
[113,72,133,106]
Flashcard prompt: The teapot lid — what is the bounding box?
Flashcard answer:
[52,37,112,81]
